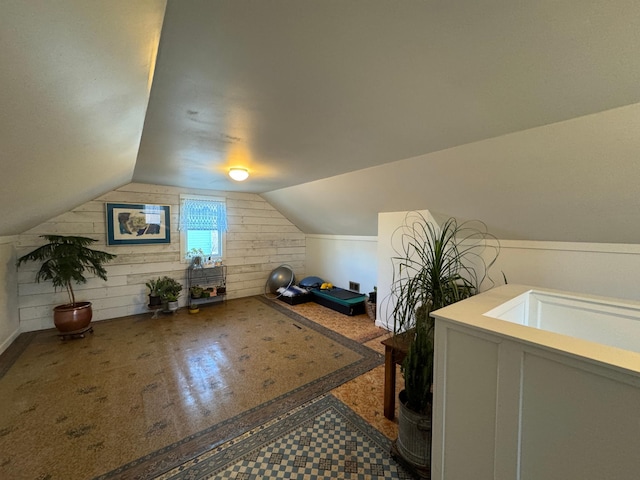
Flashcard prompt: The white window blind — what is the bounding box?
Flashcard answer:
[179,197,228,231]
[179,196,227,259]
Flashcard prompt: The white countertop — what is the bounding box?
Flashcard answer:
[432,284,640,376]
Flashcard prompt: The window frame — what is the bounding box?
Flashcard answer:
[179,194,227,264]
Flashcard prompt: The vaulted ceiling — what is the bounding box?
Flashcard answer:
[2,1,640,242]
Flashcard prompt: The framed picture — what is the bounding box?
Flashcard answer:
[106,203,171,245]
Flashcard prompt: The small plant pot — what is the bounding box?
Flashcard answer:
[164,301,179,313]
[188,306,199,314]
[148,295,162,307]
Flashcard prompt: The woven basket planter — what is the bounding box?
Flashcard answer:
[365,300,376,321]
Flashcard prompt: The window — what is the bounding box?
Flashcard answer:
[179,195,227,261]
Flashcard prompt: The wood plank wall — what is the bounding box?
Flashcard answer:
[16,183,306,332]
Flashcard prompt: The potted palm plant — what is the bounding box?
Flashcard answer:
[17,235,117,335]
[389,213,499,476]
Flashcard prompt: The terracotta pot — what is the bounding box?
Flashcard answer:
[53,302,93,333]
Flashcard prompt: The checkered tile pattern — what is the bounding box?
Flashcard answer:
[215,409,409,479]
[163,396,414,479]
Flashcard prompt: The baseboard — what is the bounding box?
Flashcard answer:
[0,326,21,356]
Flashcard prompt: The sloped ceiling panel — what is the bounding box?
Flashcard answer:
[263,103,640,243]
[3,1,640,243]
[0,0,166,237]
[133,0,640,197]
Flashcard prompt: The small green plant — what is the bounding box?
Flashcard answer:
[155,276,182,302]
[186,247,205,259]
[164,292,179,302]
[190,285,203,298]
[145,277,162,296]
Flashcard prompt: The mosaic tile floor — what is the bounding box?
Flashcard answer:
[0,296,404,479]
[158,395,412,479]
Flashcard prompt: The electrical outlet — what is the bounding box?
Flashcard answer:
[349,281,360,292]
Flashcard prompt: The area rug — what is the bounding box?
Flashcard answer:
[0,296,383,480]
[156,394,413,479]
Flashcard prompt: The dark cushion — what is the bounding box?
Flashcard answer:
[299,276,324,288]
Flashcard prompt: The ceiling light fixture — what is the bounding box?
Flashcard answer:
[229,167,249,181]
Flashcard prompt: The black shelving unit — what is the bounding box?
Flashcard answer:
[187,264,227,306]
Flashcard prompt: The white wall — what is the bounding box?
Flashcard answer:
[16,183,305,332]
[494,240,640,301]
[305,234,377,294]
[0,236,20,354]
[305,211,640,333]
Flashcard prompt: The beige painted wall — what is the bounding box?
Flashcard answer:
[0,236,20,353]
[15,183,305,332]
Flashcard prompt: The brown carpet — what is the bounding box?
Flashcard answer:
[0,296,382,480]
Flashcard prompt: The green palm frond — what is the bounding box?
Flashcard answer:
[389,213,500,414]
[17,235,116,305]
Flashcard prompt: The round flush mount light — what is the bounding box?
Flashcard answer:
[229,167,249,181]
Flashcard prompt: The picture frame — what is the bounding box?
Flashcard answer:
[106,203,171,245]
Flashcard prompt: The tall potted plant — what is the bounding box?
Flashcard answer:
[17,235,117,334]
[389,213,499,476]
